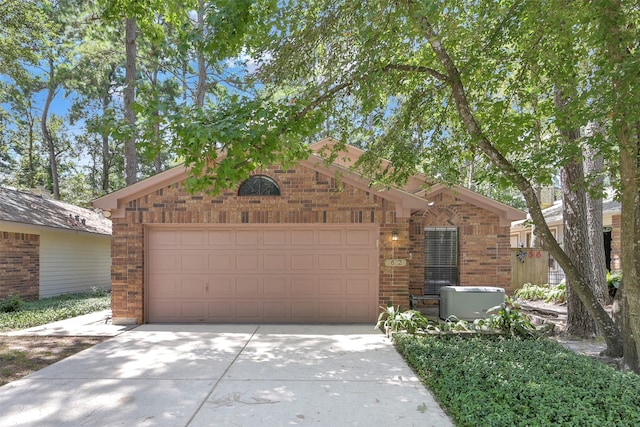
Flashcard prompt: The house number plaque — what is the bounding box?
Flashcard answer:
[385,259,407,267]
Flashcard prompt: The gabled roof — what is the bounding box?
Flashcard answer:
[0,187,111,236]
[94,138,525,225]
[511,192,621,230]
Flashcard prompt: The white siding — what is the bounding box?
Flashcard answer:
[1,222,111,298]
[39,230,111,297]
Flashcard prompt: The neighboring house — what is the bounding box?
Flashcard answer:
[510,194,622,284]
[94,138,524,325]
[0,187,112,300]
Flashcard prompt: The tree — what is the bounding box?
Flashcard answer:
[166,1,640,367]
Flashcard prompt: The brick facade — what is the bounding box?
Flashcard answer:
[108,163,515,324]
[409,192,512,304]
[111,165,410,323]
[0,232,39,300]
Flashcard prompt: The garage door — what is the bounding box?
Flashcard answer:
[146,225,379,323]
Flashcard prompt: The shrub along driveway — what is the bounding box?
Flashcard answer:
[0,324,453,427]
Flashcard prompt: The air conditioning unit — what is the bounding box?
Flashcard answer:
[439,286,506,320]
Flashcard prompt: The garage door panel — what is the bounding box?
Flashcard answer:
[209,253,234,270]
[209,229,232,246]
[181,277,207,297]
[150,275,179,296]
[318,253,343,270]
[346,253,375,270]
[147,225,378,323]
[347,229,373,245]
[346,278,371,295]
[181,253,207,270]
[291,254,315,270]
[208,302,233,320]
[318,278,342,295]
[236,302,260,319]
[236,278,260,296]
[263,229,288,245]
[210,277,234,296]
[149,253,178,271]
[149,230,178,247]
[181,230,207,245]
[291,229,315,245]
[180,302,207,320]
[263,253,288,270]
[291,277,314,295]
[236,253,260,270]
[263,278,288,294]
[318,229,342,245]
[263,302,288,320]
[236,230,260,245]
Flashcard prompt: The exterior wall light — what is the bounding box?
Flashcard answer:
[392,230,399,241]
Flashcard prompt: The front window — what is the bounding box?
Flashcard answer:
[424,227,459,294]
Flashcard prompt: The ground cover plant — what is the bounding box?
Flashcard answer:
[0,290,111,331]
[395,334,640,427]
[515,282,567,304]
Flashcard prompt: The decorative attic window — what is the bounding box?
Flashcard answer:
[237,175,281,196]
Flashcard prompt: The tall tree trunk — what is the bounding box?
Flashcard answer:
[583,141,609,306]
[124,16,138,186]
[561,154,597,337]
[601,0,640,372]
[556,87,598,338]
[41,57,59,200]
[195,0,207,108]
[101,73,112,193]
[417,13,623,356]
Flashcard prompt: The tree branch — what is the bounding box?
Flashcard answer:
[383,63,449,82]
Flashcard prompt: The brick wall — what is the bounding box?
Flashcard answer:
[111,165,405,323]
[408,192,512,303]
[0,232,39,300]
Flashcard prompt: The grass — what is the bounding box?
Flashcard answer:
[0,291,111,331]
[395,333,640,427]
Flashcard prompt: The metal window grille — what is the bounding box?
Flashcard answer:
[424,227,459,294]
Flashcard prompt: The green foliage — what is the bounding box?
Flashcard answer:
[395,334,640,427]
[607,271,622,298]
[376,300,536,338]
[375,305,430,335]
[0,295,24,313]
[0,292,111,331]
[515,282,567,304]
[487,297,537,338]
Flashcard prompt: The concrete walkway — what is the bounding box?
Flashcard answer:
[1,309,134,337]
[0,324,453,427]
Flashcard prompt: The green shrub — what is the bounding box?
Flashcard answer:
[487,297,537,338]
[0,292,110,330]
[0,294,24,313]
[607,271,622,298]
[395,334,640,427]
[375,305,430,334]
[515,282,566,304]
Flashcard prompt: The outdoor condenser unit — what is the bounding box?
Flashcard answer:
[439,286,506,320]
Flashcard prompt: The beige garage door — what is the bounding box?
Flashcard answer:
[146,224,379,323]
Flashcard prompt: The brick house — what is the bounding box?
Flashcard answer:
[93,139,524,325]
[0,187,112,300]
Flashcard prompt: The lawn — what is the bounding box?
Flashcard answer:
[0,291,112,386]
[395,333,640,427]
[0,291,111,331]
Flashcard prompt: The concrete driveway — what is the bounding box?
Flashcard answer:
[0,324,453,427]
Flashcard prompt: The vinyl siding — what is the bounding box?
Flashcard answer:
[39,230,111,297]
[0,223,111,298]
